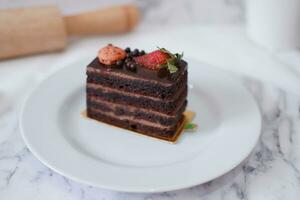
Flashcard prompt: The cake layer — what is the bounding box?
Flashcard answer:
[87,67,187,100]
[87,83,187,114]
[87,107,184,139]
[87,96,187,126]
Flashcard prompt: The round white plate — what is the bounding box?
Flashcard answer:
[20,58,261,193]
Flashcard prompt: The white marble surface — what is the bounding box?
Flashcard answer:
[1,1,300,199]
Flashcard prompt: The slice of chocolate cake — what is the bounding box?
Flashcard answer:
[86,44,188,141]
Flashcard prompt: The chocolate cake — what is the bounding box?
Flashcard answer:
[86,44,188,141]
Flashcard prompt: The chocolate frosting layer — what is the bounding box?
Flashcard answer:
[87,58,187,84]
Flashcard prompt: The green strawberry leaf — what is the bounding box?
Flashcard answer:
[157,47,184,73]
[157,47,171,55]
[174,52,184,60]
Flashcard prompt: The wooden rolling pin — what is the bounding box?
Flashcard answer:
[0,5,140,60]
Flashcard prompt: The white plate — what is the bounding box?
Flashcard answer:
[20,58,261,193]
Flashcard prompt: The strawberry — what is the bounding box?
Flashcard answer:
[134,50,170,70]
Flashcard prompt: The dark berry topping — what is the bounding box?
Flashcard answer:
[140,50,146,55]
[126,61,137,72]
[132,49,139,56]
[125,47,131,53]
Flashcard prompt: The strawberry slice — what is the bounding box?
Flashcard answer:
[134,50,170,70]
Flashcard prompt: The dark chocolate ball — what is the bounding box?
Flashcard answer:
[125,47,131,53]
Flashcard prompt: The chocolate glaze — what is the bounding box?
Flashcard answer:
[87,58,187,83]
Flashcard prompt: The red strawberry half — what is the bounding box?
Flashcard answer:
[134,50,170,70]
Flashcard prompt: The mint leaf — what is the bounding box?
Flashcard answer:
[157,47,183,74]
[184,123,198,131]
[167,63,178,73]
[174,52,183,60]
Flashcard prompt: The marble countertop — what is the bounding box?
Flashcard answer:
[1,1,300,198]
